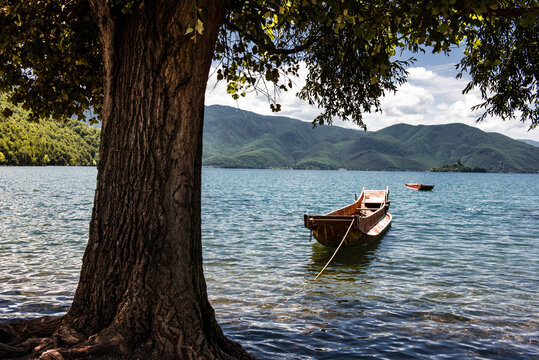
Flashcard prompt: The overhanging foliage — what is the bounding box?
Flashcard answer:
[0,0,537,128]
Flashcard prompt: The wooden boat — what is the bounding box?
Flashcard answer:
[304,187,392,247]
[406,183,434,191]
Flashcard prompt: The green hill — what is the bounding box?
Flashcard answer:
[2,99,537,172]
[203,105,358,170]
[0,95,100,165]
[520,139,539,147]
[203,105,539,172]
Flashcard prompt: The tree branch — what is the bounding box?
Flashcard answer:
[489,7,539,18]
[223,18,316,55]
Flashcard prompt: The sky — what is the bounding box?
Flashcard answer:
[205,50,538,142]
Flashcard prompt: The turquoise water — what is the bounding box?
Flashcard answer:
[1,167,538,359]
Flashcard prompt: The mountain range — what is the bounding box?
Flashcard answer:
[202,105,539,172]
[519,139,539,147]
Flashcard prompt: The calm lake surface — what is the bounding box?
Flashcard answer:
[1,167,537,359]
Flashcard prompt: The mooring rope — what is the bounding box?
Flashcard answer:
[313,218,355,280]
[271,218,355,313]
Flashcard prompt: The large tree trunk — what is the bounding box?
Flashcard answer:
[27,0,251,358]
[0,1,252,358]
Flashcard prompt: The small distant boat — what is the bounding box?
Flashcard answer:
[406,183,434,191]
[304,187,392,247]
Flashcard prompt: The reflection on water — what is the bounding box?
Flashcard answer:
[1,167,538,360]
[310,238,381,266]
[307,239,382,283]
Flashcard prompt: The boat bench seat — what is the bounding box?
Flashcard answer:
[364,197,384,204]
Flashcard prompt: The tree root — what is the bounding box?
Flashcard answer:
[0,317,130,360]
[1,317,254,360]
[0,337,46,359]
[0,316,62,359]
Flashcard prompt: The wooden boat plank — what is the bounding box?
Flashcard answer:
[367,213,392,236]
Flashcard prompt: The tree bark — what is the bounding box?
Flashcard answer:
[37,0,252,358]
[0,0,254,358]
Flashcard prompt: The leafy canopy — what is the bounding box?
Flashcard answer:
[0,0,101,123]
[0,0,537,129]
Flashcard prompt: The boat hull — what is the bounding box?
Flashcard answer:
[305,188,391,247]
[406,183,434,191]
[310,213,392,247]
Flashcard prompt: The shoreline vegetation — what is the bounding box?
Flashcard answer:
[200,166,533,173]
[1,95,99,166]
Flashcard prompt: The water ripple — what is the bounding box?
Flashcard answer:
[0,168,537,359]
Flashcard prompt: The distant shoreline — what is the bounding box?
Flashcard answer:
[1,165,537,173]
[199,166,536,173]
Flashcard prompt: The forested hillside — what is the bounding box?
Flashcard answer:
[203,105,539,172]
[0,96,99,165]
[2,100,537,172]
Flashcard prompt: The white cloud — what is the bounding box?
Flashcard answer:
[434,93,483,122]
[381,83,434,116]
[407,67,436,81]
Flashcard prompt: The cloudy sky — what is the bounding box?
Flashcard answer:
[205,50,538,142]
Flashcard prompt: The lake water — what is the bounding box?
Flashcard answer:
[0,167,537,359]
